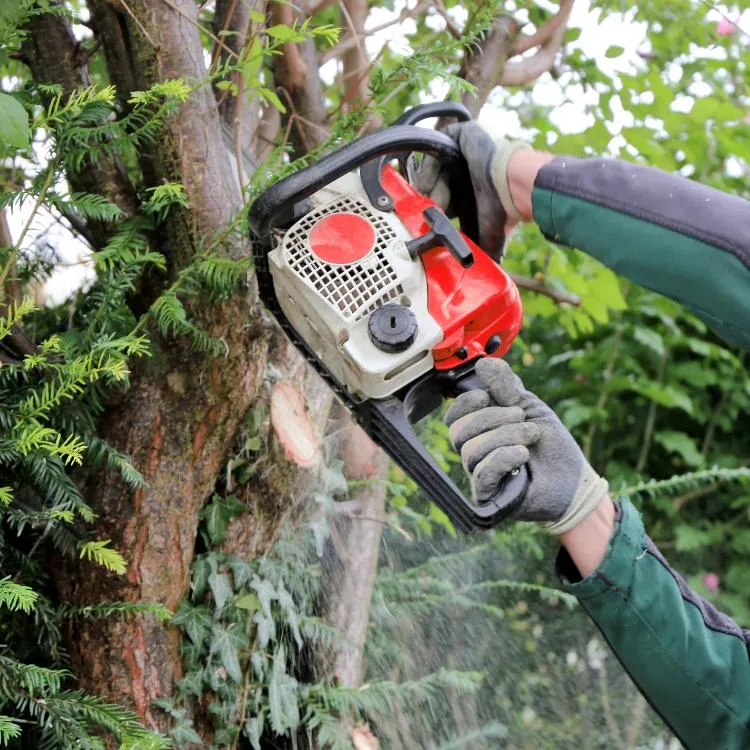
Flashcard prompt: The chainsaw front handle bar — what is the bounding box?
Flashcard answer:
[248,126,476,240]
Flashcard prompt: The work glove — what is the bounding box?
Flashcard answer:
[444,358,609,534]
[413,122,531,262]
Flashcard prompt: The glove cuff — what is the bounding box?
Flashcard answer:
[489,139,533,224]
[544,464,609,535]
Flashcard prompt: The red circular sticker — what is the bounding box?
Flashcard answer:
[308,212,376,265]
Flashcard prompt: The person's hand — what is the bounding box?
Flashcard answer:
[413,121,531,262]
[444,358,609,534]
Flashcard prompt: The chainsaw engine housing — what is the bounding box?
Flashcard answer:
[268,167,522,402]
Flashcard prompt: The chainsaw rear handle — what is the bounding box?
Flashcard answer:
[248,126,477,242]
[365,363,530,532]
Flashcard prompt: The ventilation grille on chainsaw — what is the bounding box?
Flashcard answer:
[282,195,403,321]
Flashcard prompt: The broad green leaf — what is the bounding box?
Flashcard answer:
[265,24,305,42]
[0,93,29,150]
[655,431,703,467]
[633,326,665,356]
[172,602,213,645]
[234,592,260,611]
[675,524,713,552]
[208,572,233,613]
[259,87,287,113]
[210,623,246,682]
[604,45,624,58]
[200,494,245,545]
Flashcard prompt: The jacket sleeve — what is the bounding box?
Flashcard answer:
[531,157,750,349]
[557,499,750,750]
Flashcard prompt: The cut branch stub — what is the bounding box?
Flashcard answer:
[270,381,322,467]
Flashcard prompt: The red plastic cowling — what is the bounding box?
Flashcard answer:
[380,165,523,370]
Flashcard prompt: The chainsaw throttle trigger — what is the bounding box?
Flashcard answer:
[406,206,474,268]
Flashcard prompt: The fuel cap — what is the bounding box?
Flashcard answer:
[368,304,418,353]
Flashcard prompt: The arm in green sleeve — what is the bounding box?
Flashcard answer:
[531,157,750,349]
[558,499,750,750]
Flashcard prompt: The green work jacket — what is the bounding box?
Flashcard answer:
[531,157,750,750]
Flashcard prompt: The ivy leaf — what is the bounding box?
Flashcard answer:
[0,93,29,150]
[235,592,260,611]
[251,575,276,617]
[210,623,246,683]
[200,494,245,545]
[655,431,703,467]
[268,645,299,735]
[208,572,234,613]
[173,602,213,646]
[245,713,264,750]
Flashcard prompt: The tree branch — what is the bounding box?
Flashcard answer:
[21,5,140,239]
[508,272,581,306]
[511,0,574,56]
[321,0,431,65]
[454,13,521,118]
[339,0,369,107]
[500,0,573,86]
[269,0,328,157]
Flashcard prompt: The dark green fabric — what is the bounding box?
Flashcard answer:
[531,187,750,350]
[558,500,750,749]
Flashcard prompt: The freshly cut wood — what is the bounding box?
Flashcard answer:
[271,381,321,467]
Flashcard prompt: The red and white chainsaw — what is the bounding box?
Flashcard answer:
[249,103,528,532]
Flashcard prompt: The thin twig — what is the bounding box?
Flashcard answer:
[341,512,413,541]
[510,0,574,56]
[116,0,159,48]
[635,348,668,474]
[321,0,431,64]
[432,0,461,39]
[0,164,57,289]
[509,272,580,306]
[583,315,624,461]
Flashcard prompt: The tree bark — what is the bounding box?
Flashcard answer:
[50,0,276,733]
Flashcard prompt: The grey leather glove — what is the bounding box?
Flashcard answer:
[413,121,531,262]
[444,358,609,534]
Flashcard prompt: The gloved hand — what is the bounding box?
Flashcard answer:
[444,358,609,534]
[413,121,531,262]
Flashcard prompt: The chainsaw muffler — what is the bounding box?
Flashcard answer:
[249,103,529,532]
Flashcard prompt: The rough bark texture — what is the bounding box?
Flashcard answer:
[51,0,273,731]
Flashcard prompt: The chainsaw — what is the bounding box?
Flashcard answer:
[249,103,528,532]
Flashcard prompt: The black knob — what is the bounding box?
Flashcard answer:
[368,304,418,353]
[486,334,502,354]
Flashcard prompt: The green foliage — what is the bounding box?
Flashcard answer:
[0,93,29,151]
